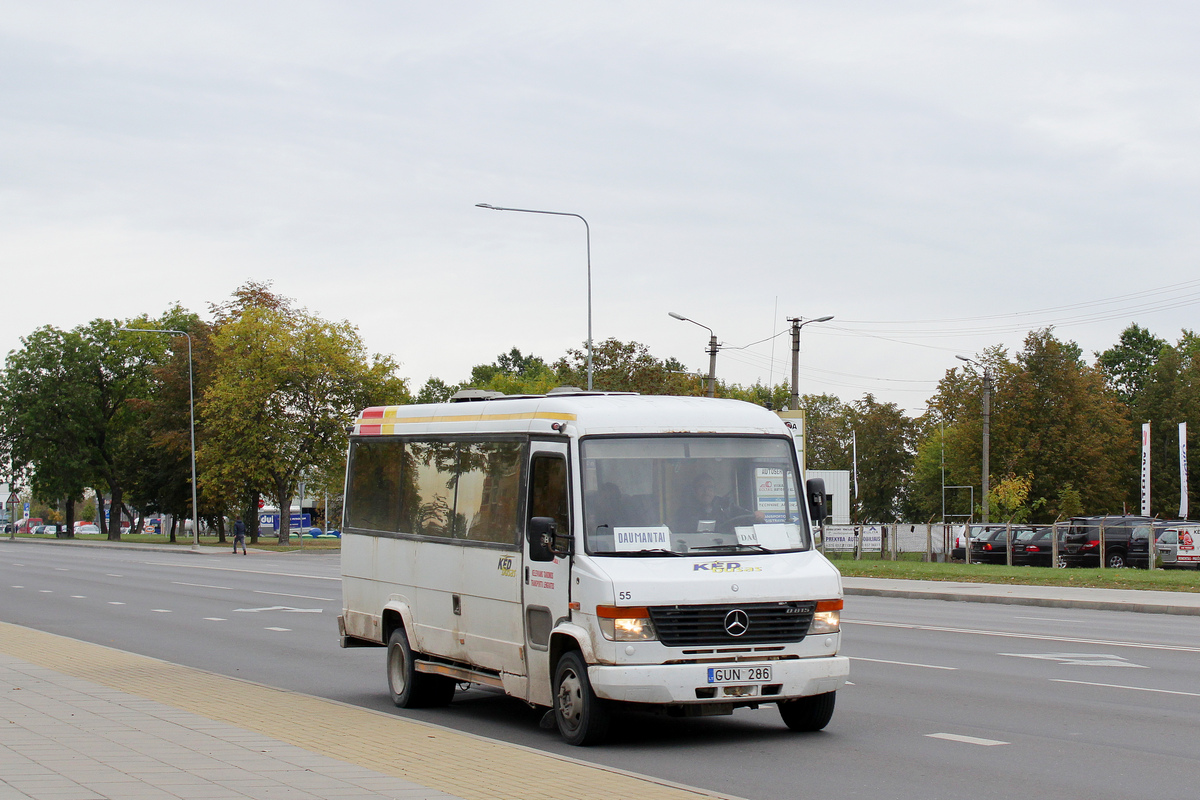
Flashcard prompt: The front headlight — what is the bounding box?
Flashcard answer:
[809,598,842,634]
[596,605,658,641]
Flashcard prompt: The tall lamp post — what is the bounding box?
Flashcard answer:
[788,315,834,410]
[956,354,992,524]
[668,312,719,397]
[122,328,199,549]
[476,203,593,391]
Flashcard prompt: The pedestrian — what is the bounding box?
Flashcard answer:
[233,517,247,555]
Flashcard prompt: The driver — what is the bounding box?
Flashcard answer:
[672,473,764,533]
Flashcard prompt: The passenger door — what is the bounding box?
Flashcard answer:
[523,440,574,706]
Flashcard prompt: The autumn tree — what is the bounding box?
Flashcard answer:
[200,285,408,543]
[554,339,702,395]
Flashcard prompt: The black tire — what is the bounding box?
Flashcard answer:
[778,691,836,732]
[386,627,456,708]
[553,651,611,746]
[1106,551,1127,569]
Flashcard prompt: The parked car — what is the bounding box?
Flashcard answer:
[31,525,51,535]
[969,527,1033,564]
[1011,527,1057,567]
[952,523,1010,561]
[1059,515,1154,568]
[73,523,100,535]
[1152,524,1200,569]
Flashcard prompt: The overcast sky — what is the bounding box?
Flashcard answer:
[4,1,1200,414]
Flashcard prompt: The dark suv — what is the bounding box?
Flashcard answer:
[1059,515,1154,569]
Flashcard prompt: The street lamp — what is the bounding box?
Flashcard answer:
[668,312,719,397]
[121,328,199,549]
[476,203,593,391]
[956,354,992,524]
[788,316,834,411]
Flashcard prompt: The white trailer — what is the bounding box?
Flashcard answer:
[338,390,849,745]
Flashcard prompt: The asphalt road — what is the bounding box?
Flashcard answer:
[3,541,1198,800]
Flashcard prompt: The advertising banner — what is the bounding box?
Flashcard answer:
[821,524,882,552]
[1182,422,1189,520]
[1141,423,1151,517]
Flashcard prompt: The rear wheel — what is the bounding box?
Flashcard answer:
[1054,554,1069,569]
[1106,551,1127,569]
[779,691,836,732]
[553,651,611,746]
[387,627,456,708]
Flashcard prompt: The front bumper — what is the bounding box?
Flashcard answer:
[588,655,850,705]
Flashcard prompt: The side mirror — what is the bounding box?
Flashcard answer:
[805,477,827,523]
[528,516,565,562]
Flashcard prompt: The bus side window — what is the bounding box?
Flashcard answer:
[529,455,570,535]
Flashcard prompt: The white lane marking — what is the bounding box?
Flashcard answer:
[151,609,172,613]
[54,568,69,571]
[254,590,336,602]
[38,590,52,593]
[233,606,322,613]
[850,656,957,670]
[173,581,234,590]
[847,620,1200,654]
[264,627,291,632]
[927,733,1008,746]
[1000,652,1145,668]
[71,596,86,599]
[108,601,125,605]
[204,617,227,621]
[1014,616,1076,622]
[144,561,339,581]
[11,585,24,589]
[1052,679,1200,698]
[106,574,122,578]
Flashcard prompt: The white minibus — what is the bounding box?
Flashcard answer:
[338,389,849,745]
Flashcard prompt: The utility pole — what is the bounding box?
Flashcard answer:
[788,316,834,410]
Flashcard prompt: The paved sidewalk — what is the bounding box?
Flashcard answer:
[843,577,1200,615]
[0,622,738,800]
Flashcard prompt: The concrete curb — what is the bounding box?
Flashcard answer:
[843,586,1200,616]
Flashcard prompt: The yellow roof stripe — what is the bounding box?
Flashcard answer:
[357,410,577,427]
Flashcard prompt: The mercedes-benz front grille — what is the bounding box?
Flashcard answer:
[648,601,816,646]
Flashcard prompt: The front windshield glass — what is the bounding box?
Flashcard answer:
[580,435,810,556]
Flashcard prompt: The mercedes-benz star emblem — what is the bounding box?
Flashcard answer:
[724,609,750,637]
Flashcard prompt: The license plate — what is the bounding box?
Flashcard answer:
[707,665,772,684]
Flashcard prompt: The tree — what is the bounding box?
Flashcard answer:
[849,394,914,522]
[0,320,161,540]
[1131,337,1200,518]
[200,285,408,544]
[554,339,701,395]
[1008,329,1129,518]
[1096,324,1167,407]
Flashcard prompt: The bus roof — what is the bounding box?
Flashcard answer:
[353,392,790,439]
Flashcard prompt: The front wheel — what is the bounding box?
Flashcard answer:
[553,651,611,746]
[387,627,456,708]
[778,691,836,732]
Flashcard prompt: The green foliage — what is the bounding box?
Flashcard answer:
[200,284,407,542]
[850,394,915,522]
[554,338,702,395]
[1096,323,1167,406]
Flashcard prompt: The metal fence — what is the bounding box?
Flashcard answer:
[815,521,1142,569]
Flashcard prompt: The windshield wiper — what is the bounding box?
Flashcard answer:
[692,544,775,553]
[602,548,682,557]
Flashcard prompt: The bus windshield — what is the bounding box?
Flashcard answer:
[580,435,811,557]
